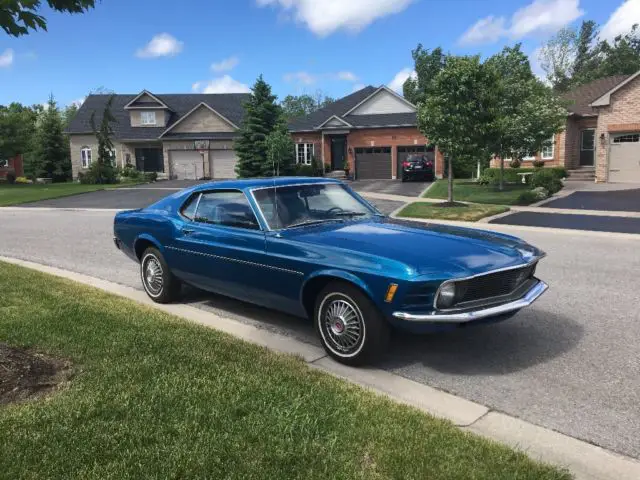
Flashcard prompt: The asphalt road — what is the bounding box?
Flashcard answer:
[1,209,639,459]
[349,179,430,197]
[491,212,640,234]
[542,189,640,212]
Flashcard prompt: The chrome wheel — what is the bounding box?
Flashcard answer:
[142,254,163,297]
[321,296,364,355]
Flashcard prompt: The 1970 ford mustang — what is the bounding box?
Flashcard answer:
[114,177,548,365]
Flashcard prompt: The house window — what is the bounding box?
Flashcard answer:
[541,136,555,160]
[613,134,640,143]
[81,147,92,168]
[522,154,536,161]
[108,148,118,166]
[296,143,314,165]
[140,111,157,126]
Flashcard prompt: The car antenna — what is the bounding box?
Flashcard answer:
[272,154,279,228]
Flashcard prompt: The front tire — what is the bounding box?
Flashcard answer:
[314,282,390,366]
[140,247,181,303]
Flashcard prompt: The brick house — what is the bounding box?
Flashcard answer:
[0,154,24,180]
[66,90,249,180]
[288,86,444,179]
[491,73,640,183]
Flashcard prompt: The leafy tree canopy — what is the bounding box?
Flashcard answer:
[0,103,37,160]
[1,0,96,36]
[281,92,335,119]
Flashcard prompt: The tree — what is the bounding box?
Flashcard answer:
[485,45,567,190]
[417,55,497,203]
[572,21,599,85]
[89,94,118,184]
[539,27,577,92]
[266,121,296,176]
[594,25,640,78]
[235,75,283,178]
[1,0,96,36]
[62,103,79,131]
[280,91,335,119]
[0,103,36,161]
[403,45,446,105]
[32,95,70,181]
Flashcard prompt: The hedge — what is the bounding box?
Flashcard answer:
[479,166,568,185]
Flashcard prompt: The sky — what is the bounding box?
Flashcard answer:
[0,0,638,108]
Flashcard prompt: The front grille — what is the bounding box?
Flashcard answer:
[454,264,536,304]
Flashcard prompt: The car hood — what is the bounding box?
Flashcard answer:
[285,217,543,279]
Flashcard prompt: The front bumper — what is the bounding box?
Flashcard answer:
[392,280,548,323]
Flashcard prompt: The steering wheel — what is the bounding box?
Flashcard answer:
[326,207,344,216]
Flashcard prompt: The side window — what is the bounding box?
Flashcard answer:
[180,194,200,220]
[194,191,260,230]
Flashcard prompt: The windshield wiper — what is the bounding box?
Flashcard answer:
[287,218,342,229]
[331,211,368,217]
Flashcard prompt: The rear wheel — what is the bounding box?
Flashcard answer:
[140,247,181,303]
[315,282,390,366]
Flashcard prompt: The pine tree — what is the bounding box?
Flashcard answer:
[235,75,282,178]
[89,94,118,184]
[32,95,71,181]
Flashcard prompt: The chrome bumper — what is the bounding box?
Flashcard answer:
[392,280,548,323]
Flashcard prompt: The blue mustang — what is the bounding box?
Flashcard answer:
[113,177,548,365]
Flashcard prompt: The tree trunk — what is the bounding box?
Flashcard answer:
[448,155,454,203]
[499,156,505,191]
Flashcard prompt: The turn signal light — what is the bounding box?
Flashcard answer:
[385,283,399,303]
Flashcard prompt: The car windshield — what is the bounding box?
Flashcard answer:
[252,183,379,230]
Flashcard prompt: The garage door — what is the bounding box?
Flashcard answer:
[170,151,203,180]
[355,147,391,179]
[210,149,238,179]
[397,145,435,176]
[610,133,640,183]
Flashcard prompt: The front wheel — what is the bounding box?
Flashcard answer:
[140,247,182,303]
[315,282,390,366]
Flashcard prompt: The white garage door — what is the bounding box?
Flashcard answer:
[210,149,238,179]
[170,151,203,180]
[610,133,640,183]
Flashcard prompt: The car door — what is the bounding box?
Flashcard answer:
[171,189,269,302]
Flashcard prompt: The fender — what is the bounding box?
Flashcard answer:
[134,234,164,257]
[302,268,376,304]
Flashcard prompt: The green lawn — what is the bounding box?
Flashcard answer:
[424,179,531,205]
[0,183,114,206]
[399,202,510,222]
[0,262,570,480]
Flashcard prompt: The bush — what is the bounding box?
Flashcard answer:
[516,190,539,205]
[78,162,119,184]
[532,160,545,168]
[15,176,31,184]
[5,172,16,184]
[144,172,158,183]
[120,164,139,178]
[295,164,315,177]
[531,186,549,200]
[509,159,521,168]
[550,166,568,179]
[479,167,535,185]
[531,169,563,194]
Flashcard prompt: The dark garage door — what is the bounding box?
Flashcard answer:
[397,145,434,176]
[355,147,392,179]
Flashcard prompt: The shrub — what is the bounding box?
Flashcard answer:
[295,164,315,176]
[15,176,31,184]
[550,166,568,179]
[531,186,549,200]
[480,167,535,184]
[5,172,16,184]
[531,169,563,194]
[516,190,539,205]
[144,172,158,183]
[532,160,545,168]
[509,159,521,168]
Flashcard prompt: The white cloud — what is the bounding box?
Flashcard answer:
[336,71,358,82]
[601,0,640,43]
[457,0,583,45]
[0,48,14,68]
[136,33,183,58]
[192,75,250,94]
[211,56,239,72]
[509,0,583,38]
[459,16,506,46]
[284,71,317,85]
[388,68,416,92]
[257,0,414,36]
[352,83,366,92]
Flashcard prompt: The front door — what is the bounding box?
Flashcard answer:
[579,129,595,166]
[330,136,347,170]
[135,148,164,172]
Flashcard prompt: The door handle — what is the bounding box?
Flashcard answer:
[181,228,195,236]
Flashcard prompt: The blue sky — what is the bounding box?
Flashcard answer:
[0,0,637,108]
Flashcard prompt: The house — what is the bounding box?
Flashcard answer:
[66,90,250,180]
[0,154,24,180]
[288,86,444,179]
[490,72,640,183]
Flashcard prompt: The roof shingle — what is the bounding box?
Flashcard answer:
[563,75,631,115]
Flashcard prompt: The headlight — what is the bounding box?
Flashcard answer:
[437,283,456,309]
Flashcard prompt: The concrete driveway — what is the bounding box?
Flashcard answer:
[542,188,640,212]
[350,179,430,197]
[0,208,639,459]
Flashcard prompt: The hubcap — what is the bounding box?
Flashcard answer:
[143,256,163,295]
[324,298,363,353]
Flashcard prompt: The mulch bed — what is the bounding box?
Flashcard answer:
[0,342,73,405]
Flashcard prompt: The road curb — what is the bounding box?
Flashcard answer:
[1,255,639,479]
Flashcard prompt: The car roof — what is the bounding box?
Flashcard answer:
[189,176,342,193]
